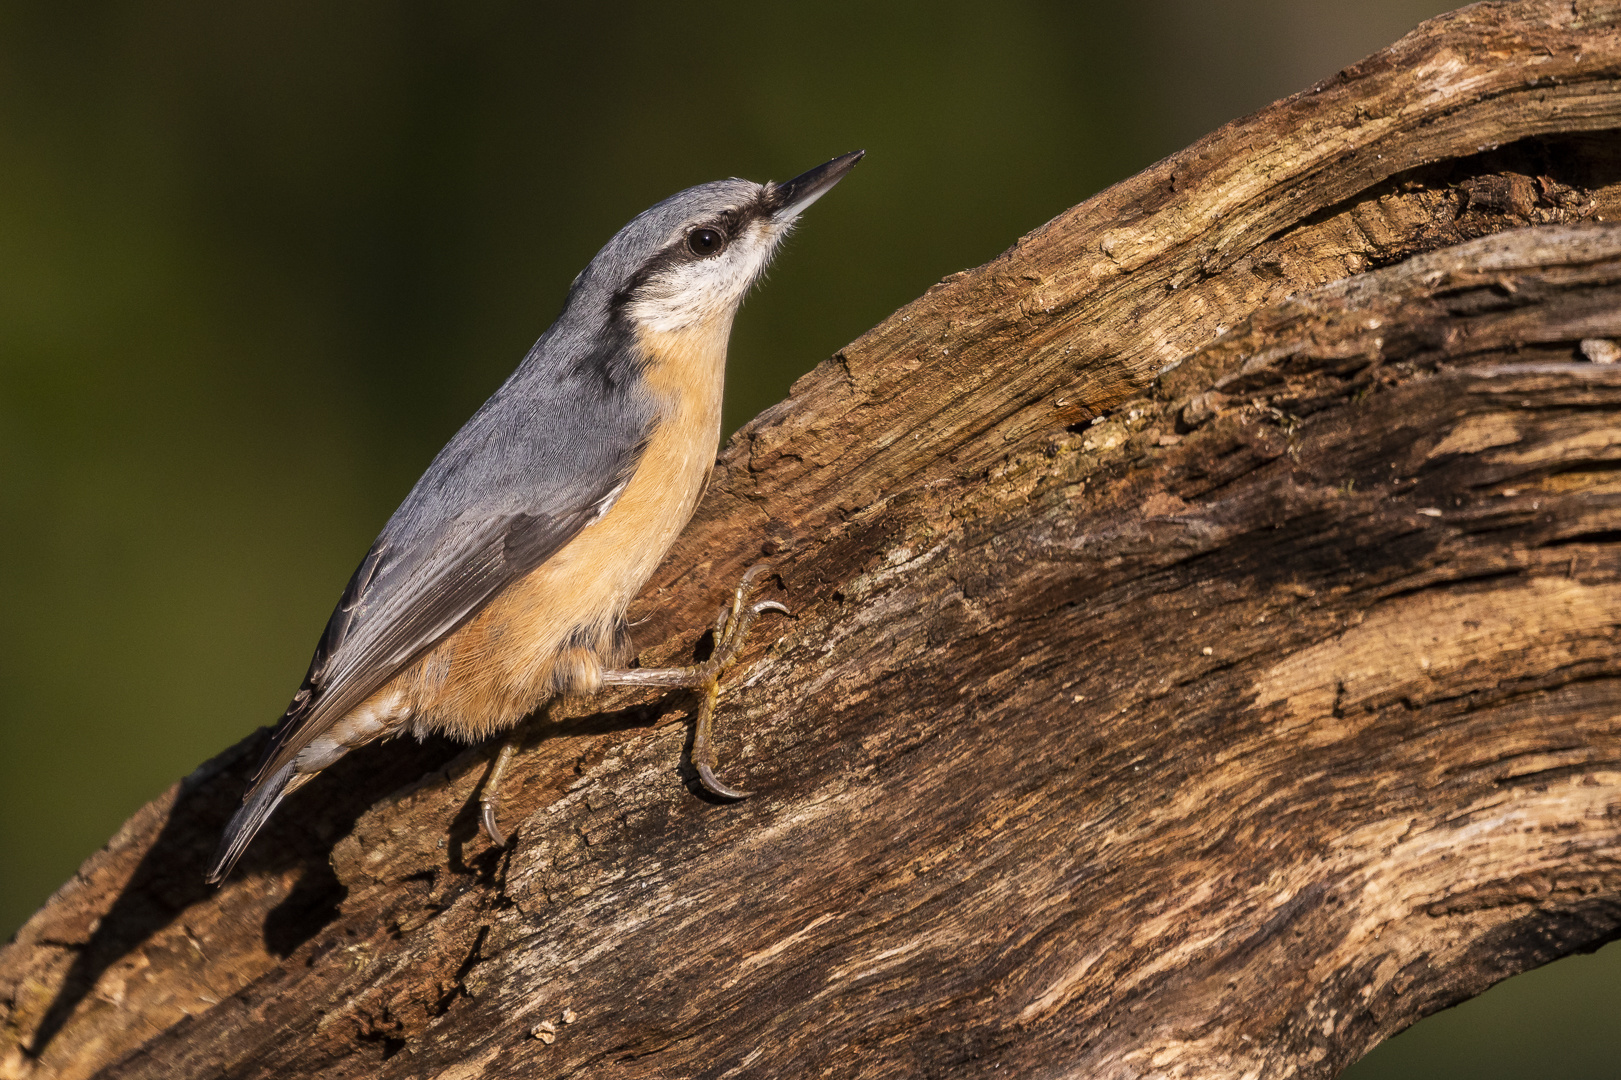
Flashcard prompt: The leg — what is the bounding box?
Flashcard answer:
[479,740,518,847]
[600,564,788,799]
[478,697,559,848]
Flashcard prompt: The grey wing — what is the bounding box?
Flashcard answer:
[206,503,617,884]
[249,347,654,787]
[249,510,592,783]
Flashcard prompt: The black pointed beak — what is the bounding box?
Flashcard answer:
[769,149,865,222]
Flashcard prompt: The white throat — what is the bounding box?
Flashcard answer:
[624,219,790,335]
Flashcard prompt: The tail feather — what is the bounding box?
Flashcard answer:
[206,762,301,884]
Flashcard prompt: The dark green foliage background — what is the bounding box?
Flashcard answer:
[2,2,1616,1074]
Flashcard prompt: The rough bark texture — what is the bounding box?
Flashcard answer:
[7,3,1621,1078]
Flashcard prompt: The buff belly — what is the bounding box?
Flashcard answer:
[292,317,729,772]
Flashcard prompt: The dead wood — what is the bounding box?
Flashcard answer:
[6,2,1621,1078]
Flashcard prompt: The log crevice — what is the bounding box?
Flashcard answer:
[7,3,1621,1079]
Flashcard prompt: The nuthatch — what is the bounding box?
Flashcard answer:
[207,151,864,883]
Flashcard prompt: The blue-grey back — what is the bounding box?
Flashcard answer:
[248,176,768,783]
[379,176,766,550]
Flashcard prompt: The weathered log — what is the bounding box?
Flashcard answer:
[6,2,1621,1077]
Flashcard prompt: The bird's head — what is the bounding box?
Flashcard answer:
[567,151,863,337]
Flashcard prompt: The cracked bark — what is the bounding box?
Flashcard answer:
[7,2,1621,1078]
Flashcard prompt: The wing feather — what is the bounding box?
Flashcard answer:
[245,324,654,788]
[250,514,582,783]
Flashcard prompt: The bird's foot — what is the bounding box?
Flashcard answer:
[600,563,789,799]
[703,562,791,682]
[479,740,518,848]
[477,696,565,848]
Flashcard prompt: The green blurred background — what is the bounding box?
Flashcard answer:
[2,1,1617,1074]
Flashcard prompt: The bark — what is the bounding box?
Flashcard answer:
[7,2,1621,1077]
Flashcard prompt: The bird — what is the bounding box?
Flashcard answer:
[207,150,865,884]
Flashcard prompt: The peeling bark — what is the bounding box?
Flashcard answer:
[6,3,1621,1078]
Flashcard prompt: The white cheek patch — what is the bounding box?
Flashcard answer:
[626,220,790,333]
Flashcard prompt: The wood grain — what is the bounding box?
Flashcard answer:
[5,3,1621,1078]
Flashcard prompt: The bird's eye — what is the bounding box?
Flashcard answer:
[687,227,726,257]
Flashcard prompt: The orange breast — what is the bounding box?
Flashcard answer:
[367,314,732,743]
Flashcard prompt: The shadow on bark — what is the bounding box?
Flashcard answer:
[7,3,1621,1078]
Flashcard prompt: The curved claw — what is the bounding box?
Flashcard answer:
[480,801,509,849]
[478,740,517,849]
[600,564,786,803]
[696,761,752,801]
[707,590,789,674]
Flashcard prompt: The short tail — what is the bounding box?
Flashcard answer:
[206,762,301,884]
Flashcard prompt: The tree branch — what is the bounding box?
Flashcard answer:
[6,3,1621,1078]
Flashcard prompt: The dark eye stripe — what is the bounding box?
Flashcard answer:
[610,204,761,317]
